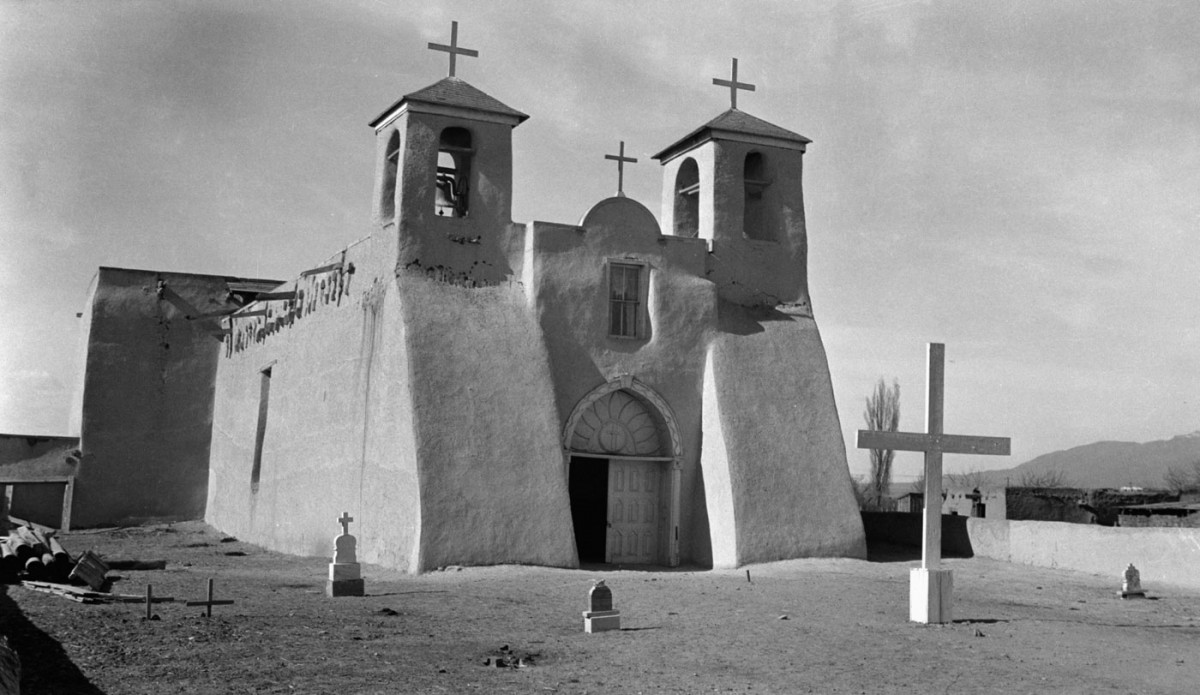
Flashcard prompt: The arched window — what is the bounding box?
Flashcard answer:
[743,152,774,241]
[435,127,473,218]
[380,130,400,221]
[673,158,699,237]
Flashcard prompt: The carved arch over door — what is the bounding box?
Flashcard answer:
[562,375,682,461]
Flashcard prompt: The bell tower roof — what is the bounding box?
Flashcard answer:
[652,109,810,163]
[369,76,529,130]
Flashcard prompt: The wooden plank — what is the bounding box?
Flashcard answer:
[855,430,1010,456]
[229,310,269,319]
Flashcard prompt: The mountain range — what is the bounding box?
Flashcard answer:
[968,431,1200,490]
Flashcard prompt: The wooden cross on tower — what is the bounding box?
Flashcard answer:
[338,511,354,536]
[604,141,638,197]
[428,21,478,77]
[856,343,1010,624]
[713,58,756,110]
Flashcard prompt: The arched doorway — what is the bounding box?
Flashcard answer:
[563,377,682,566]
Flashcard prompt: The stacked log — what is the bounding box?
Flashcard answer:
[2,524,73,583]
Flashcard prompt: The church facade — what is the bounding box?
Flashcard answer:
[203,53,866,571]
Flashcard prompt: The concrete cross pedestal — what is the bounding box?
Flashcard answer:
[857,343,1011,624]
[327,511,365,597]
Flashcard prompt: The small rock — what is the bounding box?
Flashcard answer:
[376,608,399,616]
[974,629,984,637]
[777,615,789,620]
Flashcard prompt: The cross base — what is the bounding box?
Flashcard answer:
[327,578,365,598]
[910,567,953,624]
[582,610,621,633]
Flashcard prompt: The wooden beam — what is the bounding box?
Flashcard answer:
[300,262,342,277]
[856,430,1010,456]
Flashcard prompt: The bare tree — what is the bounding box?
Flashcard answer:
[1018,468,1070,488]
[947,468,990,490]
[1163,459,1200,493]
[862,378,900,510]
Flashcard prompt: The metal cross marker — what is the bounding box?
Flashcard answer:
[712,57,755,110]
[604,141,638,197]
[338,511,354,535]
[428,21,478,78]
[186,578,235,618]
[856,343,1010,623]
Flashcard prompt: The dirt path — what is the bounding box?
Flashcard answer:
[1,522,1197,694]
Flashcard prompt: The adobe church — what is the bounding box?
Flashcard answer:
[4,25,866,571]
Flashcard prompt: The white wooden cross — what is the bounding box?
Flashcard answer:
[428,21,479,78]
[604,141,638,197]
[338,511,354,536]
[712,58,755,109]
[856,343,1010,623]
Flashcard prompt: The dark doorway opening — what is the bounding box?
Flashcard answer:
[569,457,609,563]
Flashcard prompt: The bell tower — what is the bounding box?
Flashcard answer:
[654,59,811,308]
[368,22,528,285]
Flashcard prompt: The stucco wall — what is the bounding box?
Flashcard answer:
[73,268,253,527]
[967,518,1200,591]
[527,200,715,565]
[702,302,866,567]
[207,237,424,569]
[398,272,576,571]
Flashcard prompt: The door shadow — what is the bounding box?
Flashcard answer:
[0,584,106,694]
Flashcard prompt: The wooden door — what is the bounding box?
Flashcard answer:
[606,461,663,564]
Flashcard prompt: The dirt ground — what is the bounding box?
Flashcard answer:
[1,522,1198,694]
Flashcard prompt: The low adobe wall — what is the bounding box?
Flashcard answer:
[967,518,1200,591]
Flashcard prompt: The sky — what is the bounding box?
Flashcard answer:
[2,0,1198,484]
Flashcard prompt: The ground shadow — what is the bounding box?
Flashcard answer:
[952,618,1009,625]
[0,584,105,694]
[577,562,709,573]
[862,512,975,563]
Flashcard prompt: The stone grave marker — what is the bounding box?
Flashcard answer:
[1121,563,1146,599]
[582,579,620,633]
[328,511,365,597]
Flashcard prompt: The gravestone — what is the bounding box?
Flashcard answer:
[1121,563,1145,599]
[582,579,620,633]
[327,511,365,597]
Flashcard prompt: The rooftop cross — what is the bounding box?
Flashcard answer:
[604,141,638,197]
[427,21,478,78]
[712,57,755,110]
[338,511,354,536]
[856,343,1010,624]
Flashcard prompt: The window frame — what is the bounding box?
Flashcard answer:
[607,260,649,340]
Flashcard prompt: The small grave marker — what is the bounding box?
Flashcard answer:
[582,580,620,633]
[1121,564,1146,599]
[186,578,234,618]
[328,511,365,597]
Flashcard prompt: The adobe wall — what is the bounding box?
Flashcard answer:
[73,268,242,527]
[396,270,576,571]
[207,237,424,569]
[526,201,716,565]
[702,302,866,567]
[967,518,1200,591]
